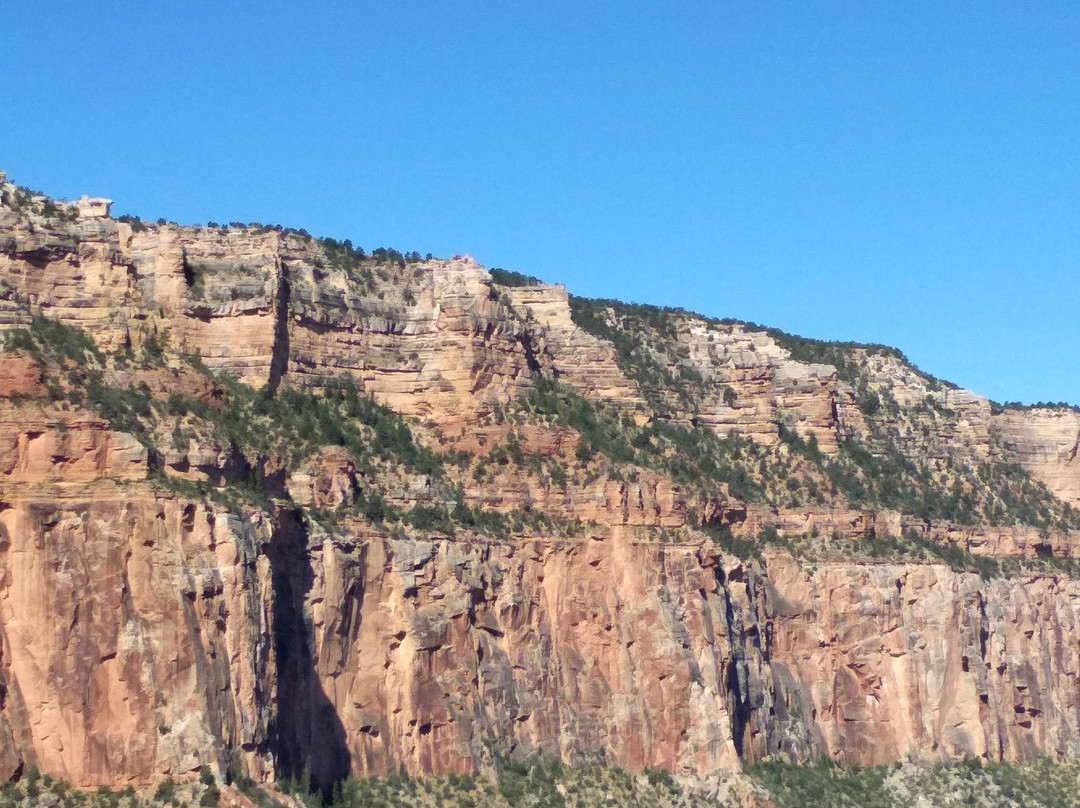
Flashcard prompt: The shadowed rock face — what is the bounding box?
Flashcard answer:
[264,507,350,791]
[2,179,1080,788]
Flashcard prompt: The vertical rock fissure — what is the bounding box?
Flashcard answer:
[977,593,990,662]
[180,249,196,289]
[264,508,349,796]
[267,259,291,395]
[517,330,543,375]
[718,566,754,761]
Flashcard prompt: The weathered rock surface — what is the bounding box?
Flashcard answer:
[763,552,1080,765]
[504,285,643,408]
[0,355,42,399]
[7,467,1079,786]
[992,408,1080,508]
[0,411,274,786]
[2,176,1080,792]
[2,184,1079,504]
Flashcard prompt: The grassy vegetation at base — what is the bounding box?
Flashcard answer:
[0,769,216,808]
[8,759,1080,808]
[0,763,737,808]
[747,756,1080,808]
[276,762,733,808]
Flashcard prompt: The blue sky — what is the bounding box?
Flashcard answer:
[3,2,1078,405]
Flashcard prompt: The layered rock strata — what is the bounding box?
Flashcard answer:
[3,440,1078,786]
[2,186,1079,502]
[1,177,1080,792]
[992,408,1080,508]
[0,406,274,786]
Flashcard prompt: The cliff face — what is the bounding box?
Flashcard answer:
[0,202,639,434]
[293,534,1080,778]
[1,176,1080,789]
[0,402,274,786]
[991,408,1080,508]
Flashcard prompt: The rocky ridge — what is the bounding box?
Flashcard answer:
[0,174,1078,795]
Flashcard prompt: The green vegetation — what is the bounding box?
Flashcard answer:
[714,527,1080,580]
[521,376,764,502]
[6,758,1080,808]
[85,375,156,445]
[150,369,458,519]
[180,257,207,299]
[0,770,217,808]
[0,763,736,808]
[4,315,445,510]
[568,294,955,391]
[567,294,1080,532]
[179,373,444,478]
[769,529,1004,577]
[825,425,1079,532]
[763,328,958,389]
[747,756,1080,808]
[371,247,420,267]
[275,762,731,808]
[568,298,704,414]
[489,268,543,287]
[4,313,104,367]
[514,367,1078,533]
[857,389,881,416]
[316,237,377,293]
[3,314,562,538]
[992,399,1080,415]
[319,237,367,271]
[116,214,148,233]
[0,186,78,220]
[315,238,430,298]
[0,186,32,212]
[5,248,1079,544]
[197,768,219,808]
[748,759,891,808]
[697,522,770,561]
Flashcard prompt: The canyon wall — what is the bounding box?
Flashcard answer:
[2,185,1077,503]
[1,179,1080,790]
[3,416,1078,787]
[0,403,275,786]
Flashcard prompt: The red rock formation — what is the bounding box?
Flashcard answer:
[2,177,1080,792]
[0,412,273,786]
[0,355,43,399]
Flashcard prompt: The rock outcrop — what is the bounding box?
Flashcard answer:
[0,408,273,786]
[991,407,1080,508]
[1,174,1080,793]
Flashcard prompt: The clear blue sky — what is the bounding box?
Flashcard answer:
[3,2,1078,405]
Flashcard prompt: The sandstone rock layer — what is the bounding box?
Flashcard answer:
[1,177,1080,791]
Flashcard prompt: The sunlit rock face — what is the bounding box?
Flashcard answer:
[1,177,1080,789]
[991,407,1080,508]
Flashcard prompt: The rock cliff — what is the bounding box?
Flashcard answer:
[0,175,1079,793]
